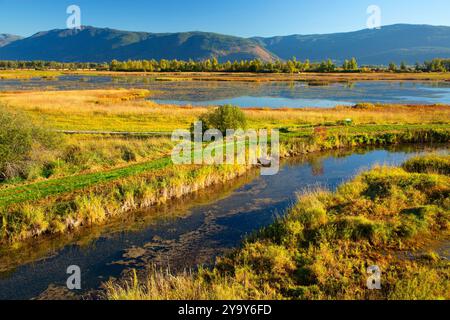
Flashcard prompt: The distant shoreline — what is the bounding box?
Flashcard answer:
[2,69,450,82]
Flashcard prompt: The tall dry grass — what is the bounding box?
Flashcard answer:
[0,90,448,132]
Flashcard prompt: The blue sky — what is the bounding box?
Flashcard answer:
[1,0,450,37]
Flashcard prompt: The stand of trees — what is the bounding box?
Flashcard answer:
[1,57,450,73]
[0,58,343,73]
[421,59,450,72]
[109,57,332,73]
[0,60,109,71]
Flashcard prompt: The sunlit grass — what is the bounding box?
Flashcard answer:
[0,89,448,245]
[0,90,449,133]
[0,70,63,79]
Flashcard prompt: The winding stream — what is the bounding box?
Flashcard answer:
[0,145,447,300]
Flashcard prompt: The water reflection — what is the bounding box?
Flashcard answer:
[1,76,450,108]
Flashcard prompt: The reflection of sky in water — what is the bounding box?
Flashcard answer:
[1,76,450,108]
[398,86,450,104]
[0,146,447,300]
[154,96,355,108]
[154,82,450,108]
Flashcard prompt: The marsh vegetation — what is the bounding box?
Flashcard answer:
[106,155,450,300]
[0,76,448,300]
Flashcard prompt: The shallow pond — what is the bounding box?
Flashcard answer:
[1,76,450,108]
[0,145,447,300]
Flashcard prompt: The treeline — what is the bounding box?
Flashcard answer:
[110,57,347,73]
[1,57,450,73]
[422,58,450,72]
[109,57,363,73]
[0,58,357,73]
[0,60,109,71]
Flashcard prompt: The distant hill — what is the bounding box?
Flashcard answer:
[0,34,22,47]
[0,26,277,63]
[1,24,450,64]
[254,24,450,65]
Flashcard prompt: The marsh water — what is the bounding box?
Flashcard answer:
[1,76,450,107]
[0,145,447,300]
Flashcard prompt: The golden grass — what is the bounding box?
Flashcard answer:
[244,104,450,128]
[0,70,63,79]
[0,89,175,132]
[0,89,449,132]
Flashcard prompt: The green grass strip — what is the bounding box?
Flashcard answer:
[1,125,448,208]
[0,157,173,208]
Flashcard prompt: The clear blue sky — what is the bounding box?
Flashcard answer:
[1,0,450,37]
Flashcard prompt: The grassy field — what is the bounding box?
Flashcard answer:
[0,90,449,133]
[0,70,64,80]
[105,155,450,300]
[0,83,448,300]
[0,126,448,244]
[0,132,175,188]
[0,89,449,244]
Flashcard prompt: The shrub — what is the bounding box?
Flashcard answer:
[334,216,381,241]
[291,192,329,229]
[194,104,247,135]
[351,103,376,109]
[0,105,60,181]
[388,266,450,300]
[402,155,450,175]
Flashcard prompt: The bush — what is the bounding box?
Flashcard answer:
[351,102,376,109]
[194,104,247,135]
[0,105,60,181]
[402,155,450,175]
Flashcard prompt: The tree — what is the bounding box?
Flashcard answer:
[110,60,119,71]
[343,59,350,71]
[287,59,298,73]
[303,59,310,71]
[318,59,336,72]
[400,61,407,72]
[389,62,397,72]
[344,58,358,71]
[350,57,358,70]
[196,105,247,135]
[429,59,446,72]
[415,62,422,72]
[212,57,219,71]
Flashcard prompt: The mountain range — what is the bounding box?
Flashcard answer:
[1,24,450,65]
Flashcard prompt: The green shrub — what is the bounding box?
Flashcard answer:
[402,155,450,175]
[351,103,376,109]
[388,266,450,300]
[334,216,380,241]
[0,105,60,181]
[194,104,247,135]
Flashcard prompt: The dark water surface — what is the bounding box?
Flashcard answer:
[1,76,450,108]
[0,145,447,300]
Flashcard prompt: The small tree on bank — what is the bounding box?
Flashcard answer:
[389,62,398,72]
[193,105,247,135]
